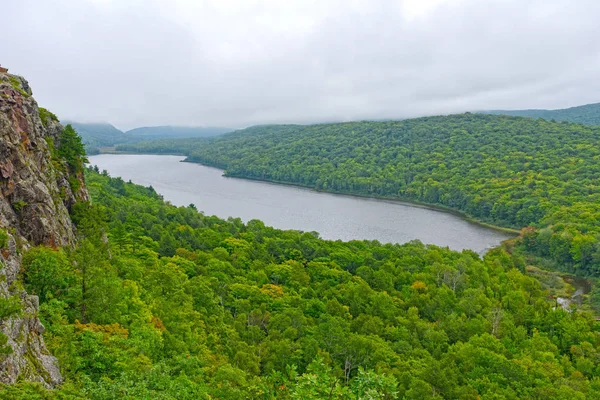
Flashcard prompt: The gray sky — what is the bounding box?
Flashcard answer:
[5,0,600,130]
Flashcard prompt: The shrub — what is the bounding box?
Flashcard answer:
[8,76,28,97]
[12,201,27,212]
[38,107,58,127]
[0,229,8,249]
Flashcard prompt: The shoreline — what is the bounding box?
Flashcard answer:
[89,152,595,314]
[179,158,520,236]
[95,150,520,235]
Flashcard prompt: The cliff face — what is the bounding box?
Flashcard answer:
[0,72,88,387]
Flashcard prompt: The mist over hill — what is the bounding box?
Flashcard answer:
[481,102,600,126]
[64,122,133,154]
[66,122,233,154]
[125,125,233,139]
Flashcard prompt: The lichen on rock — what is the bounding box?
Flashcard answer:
[0,72,88,388]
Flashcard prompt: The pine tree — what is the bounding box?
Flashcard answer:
[58,124,88,172]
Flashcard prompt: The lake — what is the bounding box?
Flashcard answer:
[89,154,514,253]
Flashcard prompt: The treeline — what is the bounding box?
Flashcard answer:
[120,114,600,276]
[4,168,599,399]
[116,137,205,155]
[484,102,600,126]
[135,114,600,275]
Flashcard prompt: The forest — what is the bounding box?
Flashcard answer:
[67,122,133,155]
[3,167,600,399]
[69,122,232,155]
[118,114,600,277]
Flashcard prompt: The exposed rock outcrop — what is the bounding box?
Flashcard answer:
[0,71,88,387]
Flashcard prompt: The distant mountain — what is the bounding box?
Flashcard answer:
[482,102,600,126]
[125,126,233,139]
[64,122,132,154]
[66,122,233,154]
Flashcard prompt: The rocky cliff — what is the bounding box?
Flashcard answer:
[0,72,88,387]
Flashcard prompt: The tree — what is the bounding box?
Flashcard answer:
[58,124,88,172]
[22,247,76,304]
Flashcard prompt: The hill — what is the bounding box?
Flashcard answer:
[120,114,600,276]
[3,73,600,398]
[482,102,600,126]
[66,121,132,154]
[68,123,233,154]
[116,136,207,154]
[12,165,595,398]
[125,125,233,139]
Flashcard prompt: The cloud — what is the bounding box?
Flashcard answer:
[4,0,600,129]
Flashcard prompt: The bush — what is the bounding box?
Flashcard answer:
[0,229,8,249]
[0,296,21,320]
[22,247,76,304]
[8,76,29,97]
[12,201,27,212]
[38,107,58,127]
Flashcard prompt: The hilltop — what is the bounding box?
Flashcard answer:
[66,122,233,154]
[125,125,232,139]
[119,113,600,277]
[482,102,600,126]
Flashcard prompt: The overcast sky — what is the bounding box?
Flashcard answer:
[4,0,600,130]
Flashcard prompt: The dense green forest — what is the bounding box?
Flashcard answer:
[483,102,600,126]
[118,114,600,276]
[4,167,600,399]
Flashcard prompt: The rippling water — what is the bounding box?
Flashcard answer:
[89,154,514,253]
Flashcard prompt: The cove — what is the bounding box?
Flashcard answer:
[88,154,514,254]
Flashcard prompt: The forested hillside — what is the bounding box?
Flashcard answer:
[67,122,132,155]
[4,168,599,399]
[69,123,233,155]
[484,102,600,126]
[117,137,208,155]
[126,125,233,139]
[118,114,600,276]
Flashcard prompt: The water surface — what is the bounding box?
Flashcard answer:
[89,154,513,253]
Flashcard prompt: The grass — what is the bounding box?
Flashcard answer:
[38,108,58,127]
[0,229,8,249]
[12,201,28,213]
[8,76,29,97]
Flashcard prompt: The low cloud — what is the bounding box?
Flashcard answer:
[4,0,600,129]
